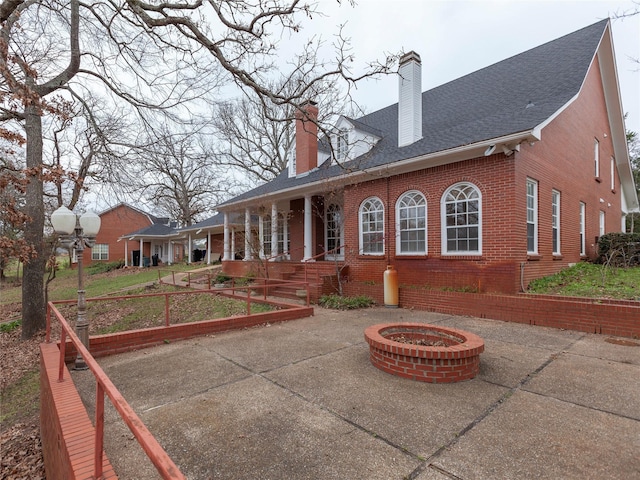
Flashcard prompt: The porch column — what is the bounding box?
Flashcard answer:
[244,207,252,260]
[258,213,265,259]
[188,233,192,263]
[168,241,173,266]
[139,238,143,267]
[124,241,128,267]
[231,228,236,260]
[207,230,212,264]
[223,212,231,261]
[271,203,278,261]
[303,195,313,261]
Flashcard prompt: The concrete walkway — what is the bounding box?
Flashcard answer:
[72,307,640,479]
[159,265,222,289]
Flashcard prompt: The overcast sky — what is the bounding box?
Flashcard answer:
[297,0,640,135]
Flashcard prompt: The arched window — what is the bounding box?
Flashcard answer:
[396,191,427,255]
[441,183,481,254]
[359,197,384,254]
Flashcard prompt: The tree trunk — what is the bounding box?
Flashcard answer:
[21,105,46,339]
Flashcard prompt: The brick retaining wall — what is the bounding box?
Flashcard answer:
[345,283,640,338]
[60,306,314,362]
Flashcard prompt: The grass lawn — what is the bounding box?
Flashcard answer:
[527,262,640,300]
[1,262,273,435]
[1,260,203,305]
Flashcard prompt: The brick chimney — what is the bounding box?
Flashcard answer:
[295,101,319,175]
[398,51,422,147]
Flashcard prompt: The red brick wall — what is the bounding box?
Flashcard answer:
[83,204,152,266]
[295,102,319,175]
[289,198,305,261]
[207,233,224,260]
[514,53,622,287]
[340,157,521,293]
[40,343,116,479]
[287,197,324,261]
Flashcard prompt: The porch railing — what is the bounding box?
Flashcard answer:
[262,245,305,279]
[46,302,186,480]
[302,244,348,285]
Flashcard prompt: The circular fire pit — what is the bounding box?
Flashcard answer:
[364,323,484,383]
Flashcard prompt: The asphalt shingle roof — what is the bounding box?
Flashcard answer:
[219,19,608,207]
[126,223,177,237]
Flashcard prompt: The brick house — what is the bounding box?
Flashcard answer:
[210,19,638,297]
[82,203,184,267]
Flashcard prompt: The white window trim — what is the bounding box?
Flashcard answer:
[610,156,615,191]
[552,190,561,255]
[260,214,289,259]
[359,196,385,255]
[278,213,290,259]
[333,129,349,163]
[526,178,538,254]
[594,138,600,178]
[599,210,605,237]
[395,190,427,255]
[440,182,482,256]
[91,243,109,261]
[325,204,344,260]
[579,202,586,256]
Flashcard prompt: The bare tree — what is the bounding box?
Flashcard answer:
[0,0,222,338]
[212,75,367,187]
[212,96,295,186]
[127,124,231,226]
[1,0,395,339]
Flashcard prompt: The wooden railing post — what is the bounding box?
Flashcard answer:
[94,382,105,479]
[246,285,251,316]
[58,329,66,382]
[46,304,51,343]
[165,294,170,326]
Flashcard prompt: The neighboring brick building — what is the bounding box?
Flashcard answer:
[204,20,638,295]
[82,203,184,267]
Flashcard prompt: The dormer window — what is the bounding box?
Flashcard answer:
[335,129,348,162]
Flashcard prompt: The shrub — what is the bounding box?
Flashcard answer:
[319,294,375,310]
[597,233,640,267]
[87,259,125,275]
[214,273,232,284]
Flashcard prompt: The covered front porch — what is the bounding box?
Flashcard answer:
[220,193,345,263]
[120,227,184,267]
[217,192,347,299]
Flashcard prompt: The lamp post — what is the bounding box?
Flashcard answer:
[51,206,101,370]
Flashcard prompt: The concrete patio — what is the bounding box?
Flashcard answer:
[72,307,640,479]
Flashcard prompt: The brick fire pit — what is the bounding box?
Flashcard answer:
[364,323,484,383]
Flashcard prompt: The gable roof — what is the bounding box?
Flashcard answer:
[218,19,636,211]
[99,202,170,225]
